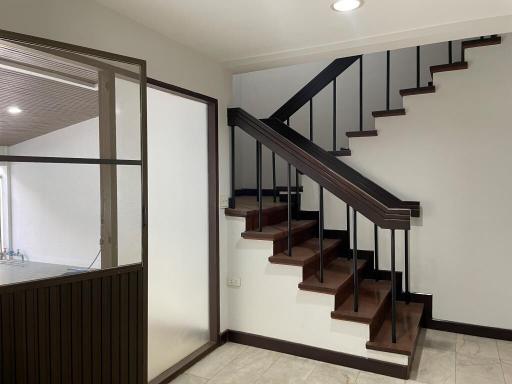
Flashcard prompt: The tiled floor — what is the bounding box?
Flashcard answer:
[170,330,512,384]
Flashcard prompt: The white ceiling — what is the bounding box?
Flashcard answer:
[95,0,512,72]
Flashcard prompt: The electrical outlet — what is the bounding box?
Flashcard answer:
[227,277,241,287]
[219,194,229,208]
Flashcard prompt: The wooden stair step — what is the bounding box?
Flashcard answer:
[276,186,303,193]
[366,302,424,356]
[298,258,366,295]
[328,148,352,157]
[399,85,436,96]
[331,279,391,323]
[225,197,286,217]
[346,130,378,138]
[269,238,341,266]
[372,109,406,118]
[242,219,316,241]
[462,35,501,50]
[430,62,468,75]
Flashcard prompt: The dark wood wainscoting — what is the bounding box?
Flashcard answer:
[0,264,143,384]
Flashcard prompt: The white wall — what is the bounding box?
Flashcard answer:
[300,35,512,329]
[232,41,463,189]
[0,0,232,333]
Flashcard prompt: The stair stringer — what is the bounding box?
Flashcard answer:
[225,215,409,366]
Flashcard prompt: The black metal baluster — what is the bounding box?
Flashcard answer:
[319,186,324,283]
[391,229,397,343]
[346,204,351,259]
[359,56,363,131]
[257,141,262,231]
[353,210,359,312]
[416,46,421,88]
[229,125,236,208]
[332,79,337,151]
[255,141,260,202]
[309,99,314,141]
[405,229,410,304]
[448,41,453,64]
[287,163,292,256]
[272,152,277,202]
[374,224,379,280]
[386,50,390,110]
[295,169,300,211]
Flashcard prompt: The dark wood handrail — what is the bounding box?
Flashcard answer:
[270,55,360,122]
[229,108,416,230]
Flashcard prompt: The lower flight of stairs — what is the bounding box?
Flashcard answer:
[225,196,424,360]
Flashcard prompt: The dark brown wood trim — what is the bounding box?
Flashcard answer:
[346,130,378,138]
[149,342,218,384]
[224,330,410,379]
[372,109,406,118]
[0,28,145,66]
[0,155,141,165]
[147,77,217,105]
[428,320,512,341]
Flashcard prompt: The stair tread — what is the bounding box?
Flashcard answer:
[366,302,424,356]
[372,108,406,118]
[269,238,341,266]
[328,148,352,157]
[430,62,468,74]
[399,86,436,96]
[346,130,378,138]
[299,258,366,294]
[462,36,501,49]
[225,196,287,218]
[331,280,391,323]
[242,220,316,241]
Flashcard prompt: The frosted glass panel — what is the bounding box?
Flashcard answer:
[147,87,209,380]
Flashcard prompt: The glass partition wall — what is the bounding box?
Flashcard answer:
[0,32,146,286]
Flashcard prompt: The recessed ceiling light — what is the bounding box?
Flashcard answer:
[7,106,22,115]
[332,0,362,12]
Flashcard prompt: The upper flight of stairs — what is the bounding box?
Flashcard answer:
[343,35,502,141]
[225,196,424,358]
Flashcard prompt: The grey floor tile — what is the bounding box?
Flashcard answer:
[208,346,281,384]
[503,361,512,384]
[186,342,248,379]
[410,346,455,384]
[171,373,208,384]
[256,354,318,383]
[456,362,505,384]
[498,341,512,364]
[306,362,359,384]
[356,371,404,384]
[456,334,500,365]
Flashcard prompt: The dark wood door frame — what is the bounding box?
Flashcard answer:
[146,78,220,384]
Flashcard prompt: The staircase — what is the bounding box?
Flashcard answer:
[225,35,502,379]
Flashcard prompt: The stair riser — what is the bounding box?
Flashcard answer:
[245,207,288,231]
[333,271,365,309]
[301,244,342,280]
[369,292,391,341]
[273,225,317,254]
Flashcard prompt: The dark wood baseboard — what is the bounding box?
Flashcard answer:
[223,330,409,379]
[409,293,512,341]
[428,319,512,341]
